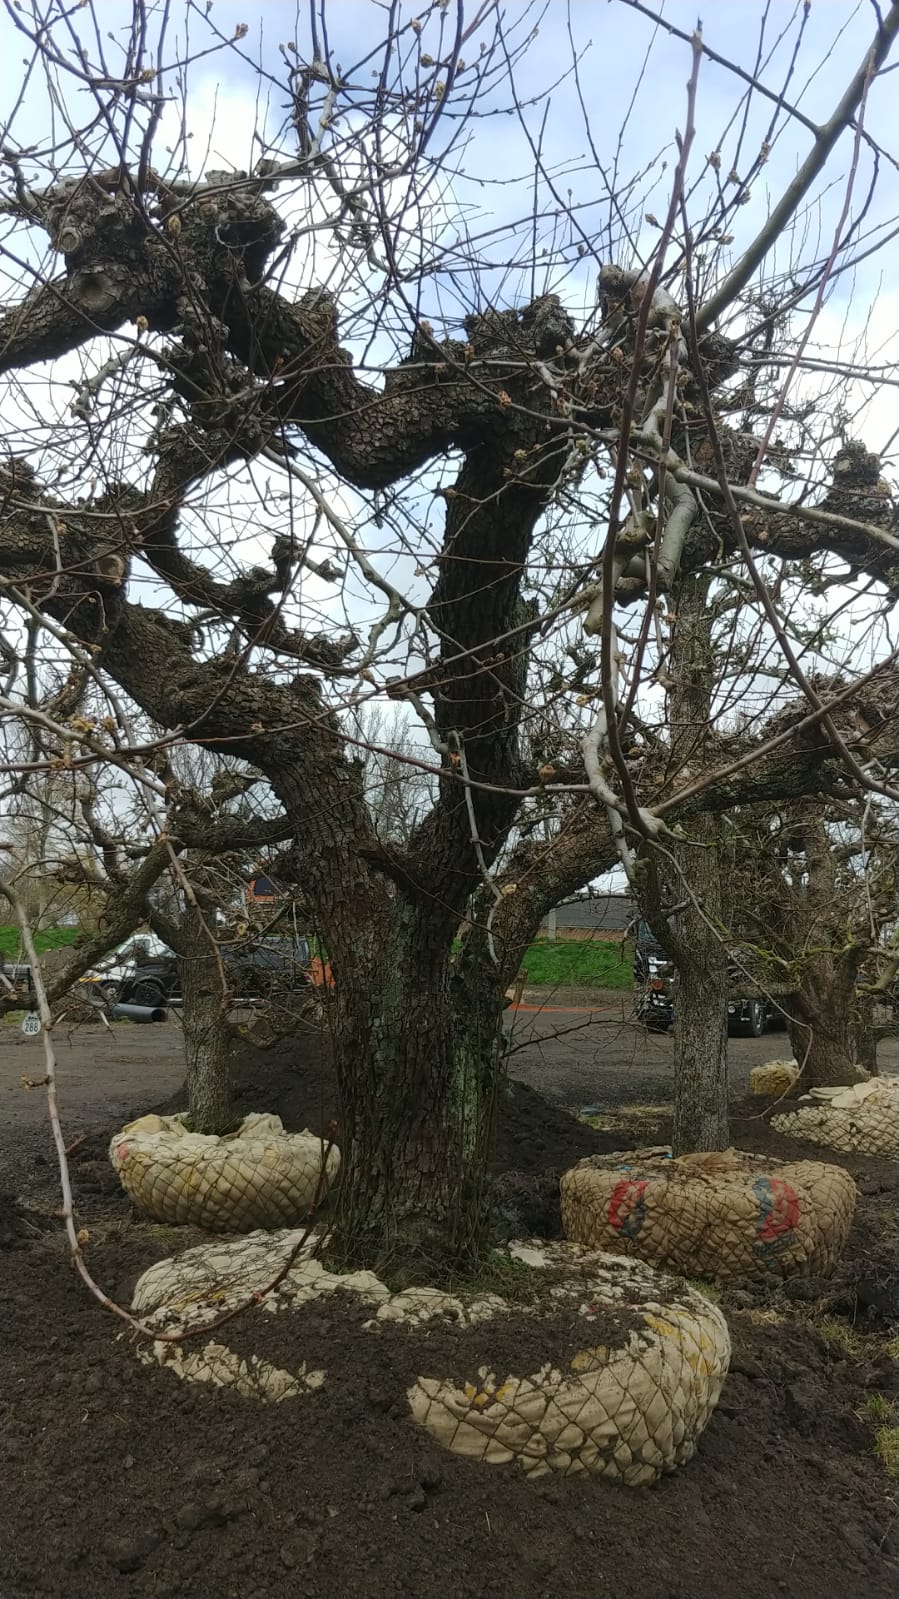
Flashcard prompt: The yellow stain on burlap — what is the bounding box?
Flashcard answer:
[408,1253,730,1484]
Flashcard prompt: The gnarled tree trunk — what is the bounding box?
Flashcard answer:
[177,910,235,1135]
[325,906,505,1277]
[789,960,864,1087]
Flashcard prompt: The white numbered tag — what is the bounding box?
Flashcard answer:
[21,1012,41,1037]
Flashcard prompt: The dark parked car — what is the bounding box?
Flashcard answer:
[633,921,774,1036]
[117,935,312,1008]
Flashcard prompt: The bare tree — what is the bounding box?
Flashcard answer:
[349,705,436,846]
[0,732,294,1103]
[731,796,898,1085]
[1,2,898,1273]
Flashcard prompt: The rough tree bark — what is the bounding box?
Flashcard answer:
[788,989,862,1087]
[326,909,505,1275]
[640,574,730,1154]
[788,961,867,1087]
[177,907,236,1136]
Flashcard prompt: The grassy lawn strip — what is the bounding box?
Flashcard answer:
[0,925,81,959]
[3,925,633,992]
[521,938,633,989]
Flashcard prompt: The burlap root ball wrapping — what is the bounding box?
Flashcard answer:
[772,1078,899,1158]
[561,1146,856,1282]
[109,1113,339,1231]
[750,1060,800,1098]
[130,1232,730,1486]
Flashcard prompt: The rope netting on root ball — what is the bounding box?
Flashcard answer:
[109,1113,339,1231]
[771,1078,899,1158]
[129,1232,730,1486]
[561,1147,856,1282]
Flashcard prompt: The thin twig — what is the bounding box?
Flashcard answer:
[697,2,899,331]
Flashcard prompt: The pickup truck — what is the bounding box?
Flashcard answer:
[116,935,312,1008]
[633,922,781,1037]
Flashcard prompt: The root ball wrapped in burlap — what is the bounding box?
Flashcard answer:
[130,1233,729,1487]
[561,1147,855,1281]
[772,1078,899,1158]
[408,1243,730,1484]
[750,1060,800,1098]
[109,1113,339,1231]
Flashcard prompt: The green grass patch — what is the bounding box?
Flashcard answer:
[520,939,633,989]
[0,925,81,958]
[862,1393,896,1425]
[377,1246,554,1305]
[580,1103,669,1132]
[873,1425,899,1479]
[445,1247,556,1306]
[819,1317,863,1355]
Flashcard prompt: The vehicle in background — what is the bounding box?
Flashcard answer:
[0,951,35,1007]
[633,921,778,1036]
[115,934,312,1009]
[4,933,318,1014]
[78,935,173,1004]
[632,927,675,1032]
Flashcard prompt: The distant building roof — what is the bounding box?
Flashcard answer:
[548,895,633,932]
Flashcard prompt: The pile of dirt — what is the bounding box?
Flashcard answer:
[2,1222,897,1599]
[222,1272,646,1398]
[493,1076,610,1173]
[157,1029,627,1179]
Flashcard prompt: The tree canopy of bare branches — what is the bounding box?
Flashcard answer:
[1,0,898,1271]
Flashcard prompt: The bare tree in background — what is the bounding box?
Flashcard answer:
[731,796,898,1085]
[1,1,898,1273]
[0,722,298,1113]
[349,705,436,846]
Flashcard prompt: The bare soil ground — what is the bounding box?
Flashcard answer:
[11,988,891,1151]
[2,1010,898,1599]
